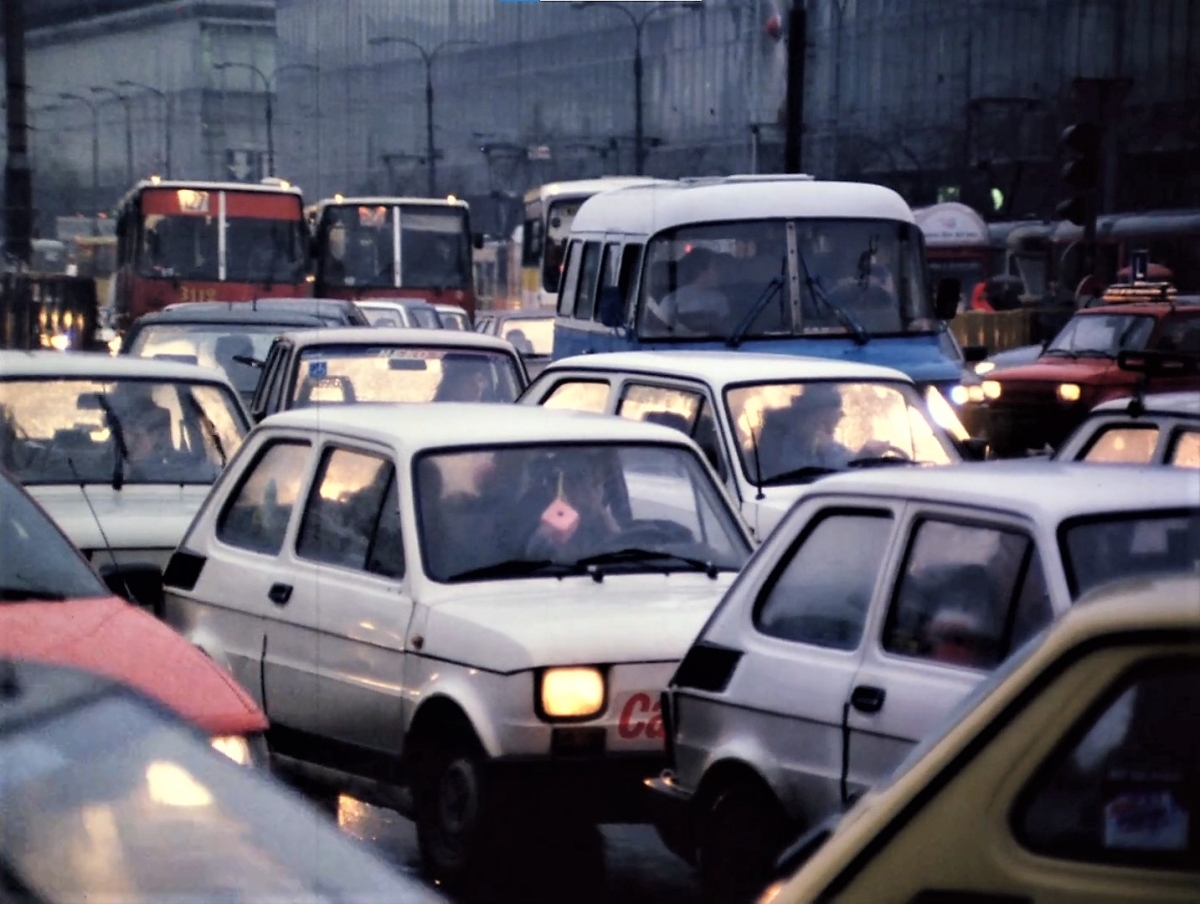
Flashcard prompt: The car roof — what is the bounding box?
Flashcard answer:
[278,327,515,352]
[0,349,236,384]
[805,461,1199,522]
[1091,390,1200,417]
[129,306,326,327]
[542,350,915,387]
[262,401,699,452]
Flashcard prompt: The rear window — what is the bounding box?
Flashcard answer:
[1060,509,1200,598]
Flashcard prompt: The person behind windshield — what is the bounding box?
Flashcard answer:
[421,236,461,287]
[652,248,729,336]
[757,383,855,480]
[121,404,187,479]
[433,357,493,402]
[524,456,622,562]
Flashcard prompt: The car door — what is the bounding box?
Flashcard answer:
[845,505,1055,798]
[286,441,413,773]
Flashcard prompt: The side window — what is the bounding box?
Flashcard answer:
[556,241,582,316]
[217,441,311,555]
[1169,429,1200,468]
[755,511,894,651]
[617,383,702,434]
[1081,425,1160,464]
[883,519,1051,670]
[296,447,402,576]
[618,242,644,314]
[590,241,622,323]
[692,399,728,482]
[250,345,277,415]
[541,379,611,413]
[1015,658,1200,871]
[1155,316,1200,353]
[573,242,603,321]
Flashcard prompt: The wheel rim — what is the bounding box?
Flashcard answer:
[432,756,479,865]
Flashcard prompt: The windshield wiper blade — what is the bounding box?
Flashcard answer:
[0,587,67,602]
[795,245,870,345]
[726,274,786,348]
[184,393,227,467]
[95,395,127,491]
[760,465,840,486]
[846,454,919,469]
[573,547,723,579]
[443,558,580,583]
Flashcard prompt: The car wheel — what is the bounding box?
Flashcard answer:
[697,779,788,904]
[414,731,496,890]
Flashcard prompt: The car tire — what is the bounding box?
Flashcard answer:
[413,730,497,891]
[697,779,789,904]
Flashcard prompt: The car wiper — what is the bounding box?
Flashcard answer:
[95,394,127,491]
[795,246,870,345]
[846,454,919,469]
[759,465,840,486]
[442,558,581,583]
[0,587,67,601]
[572,547,723,579]
[726,273,786,349]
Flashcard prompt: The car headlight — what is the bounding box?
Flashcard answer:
[212,735,253,766]
[924,386,970,442]
[949,384,970,406]
[540,667,605,719]
[973,360,996,376]
[967,384,986,404]
[982,380,1002,400]
[1057,383,1082,402]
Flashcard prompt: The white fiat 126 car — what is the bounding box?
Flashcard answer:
[159,402,753,886]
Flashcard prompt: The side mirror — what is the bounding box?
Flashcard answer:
[960,437,989,461]
[934,278,961,321]
[597,286,625,328]
[472,232,485,250]
[962,344,989,364]
[100,562,165,616]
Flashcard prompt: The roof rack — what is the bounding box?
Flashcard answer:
[1101,281,1177,304]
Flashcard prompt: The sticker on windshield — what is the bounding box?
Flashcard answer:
[308,360,328,378]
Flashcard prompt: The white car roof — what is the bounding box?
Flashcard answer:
[541,351,916,388]
[278,327,516,353]
[806,461,1199,523]
[571,179,917,237]
[261,402,702,453]
[1091,391,1200,417]
[527,177,668,204]
[0,350,235,386]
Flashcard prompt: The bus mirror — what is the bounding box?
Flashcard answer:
[935,278,961,321]
[962,344,989,363]
[472,232,485,250]
[597,287,625,328]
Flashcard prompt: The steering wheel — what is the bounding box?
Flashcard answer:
[857,441,912,461]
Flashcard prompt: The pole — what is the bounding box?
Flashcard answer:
[265,82,275,178]
[164,92,173,178]
[424,58,436,196]
[91,103,100,235]
[4,0,33,266]
[783,4,807,173]
[633,24,645,175]
[123,99,133,186]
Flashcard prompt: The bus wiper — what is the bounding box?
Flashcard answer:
[573,548,722,579]
[95,395,127,491]
[443,558,581,583]
[795,245,870,345]
[726,275,786,348]
[760,465,839,486]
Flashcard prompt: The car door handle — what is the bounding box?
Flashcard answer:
[268,583,293,606]
[850,685,886,714]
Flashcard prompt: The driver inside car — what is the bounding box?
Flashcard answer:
[650,248,730,336]
[524,455,623,562]
[758,383,855,479]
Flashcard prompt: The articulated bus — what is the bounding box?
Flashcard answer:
[112,179,309,330]
[308,196,481,320]
[551,175,969,408]
[521,177,665,309]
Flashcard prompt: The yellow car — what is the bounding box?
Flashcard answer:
[761,573,1200,904]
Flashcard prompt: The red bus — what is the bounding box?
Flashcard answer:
[309,196,481,320]
[112,179,309,329]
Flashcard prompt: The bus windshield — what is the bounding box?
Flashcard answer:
[637,218,933,341]
[318,204,471,291]
[541,198,586,294]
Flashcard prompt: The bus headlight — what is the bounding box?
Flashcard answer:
[982,380,1002,400]
[211,735,253,766]
[1057,382,1082,402]
[540,667,605,719]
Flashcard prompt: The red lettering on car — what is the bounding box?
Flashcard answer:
[618,692,662,740]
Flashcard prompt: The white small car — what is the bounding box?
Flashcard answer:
[0,350,251,607]
[520,351,967,541]
[648,462,1200,904]
[1054,389,1200,466]
[160,402,753,887]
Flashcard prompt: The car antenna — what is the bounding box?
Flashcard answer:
[67,455,134,602]
[750,422,765,501]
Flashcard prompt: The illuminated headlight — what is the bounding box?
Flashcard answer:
[49,334,71,351]
[924,387,970,442]
[1057,383,1082,402]
[539,667,605,719]
[967,385,986,404]
[982,380,1002,400]
[107,335,122,355]
[212,735,253,766]
[949,385,970,406]
[974,360,996,376]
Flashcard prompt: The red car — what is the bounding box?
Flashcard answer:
[978,298,1200,456]
[0,466,268,764]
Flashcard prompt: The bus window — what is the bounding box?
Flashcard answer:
[574,242,604,321]
[401,209,471,290]
[522,201,544,268]
[616,243,644,321]
[557,241,583,317]
[584,242,621,322]
[543,199,584,293]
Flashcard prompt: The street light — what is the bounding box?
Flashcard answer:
[116,79,172,178]
[90,86,134,187]
[571,1,700,175]
[368,36,480,197]
[57,92,100,235]
[214,61,274,178]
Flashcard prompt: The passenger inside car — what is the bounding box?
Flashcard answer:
[758,383,855,478]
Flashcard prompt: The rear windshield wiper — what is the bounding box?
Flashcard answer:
[760,465,840,486]
[442,558,581,583]
[572,547,723,579]
[0,587,67,602]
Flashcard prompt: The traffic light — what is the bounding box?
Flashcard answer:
[1055,122,1102,226]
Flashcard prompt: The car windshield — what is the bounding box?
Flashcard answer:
[0,694,433,904]
[1060,509,1200,598]
[1044,313,1156,358]
[725,380,957,485]
[292,346,523,406]
[0,378,247,486]
[501,317,555,356]
[415,442,750,583]
[637,218,932,341]
[361,306,408,328]
[126,323,284,399]
[0,475,109,602]
[407,306,442,329]
[438,309,470,331]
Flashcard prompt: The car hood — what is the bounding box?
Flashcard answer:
[0,597,267,736]
[993,357,1119,384]
[421,573,736,673]
[24,484,211,552]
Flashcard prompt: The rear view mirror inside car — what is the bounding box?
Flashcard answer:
[388,358,429,371]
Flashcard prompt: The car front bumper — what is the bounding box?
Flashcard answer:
[487,751,667,823]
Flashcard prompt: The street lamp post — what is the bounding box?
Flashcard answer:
[89,86,133,186]
[572,1,697,175]
[58,92,100,235]
[368,36,480,197]
[116,79,171,178]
